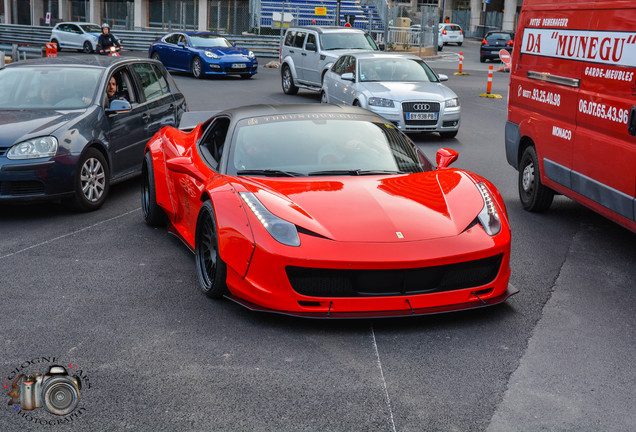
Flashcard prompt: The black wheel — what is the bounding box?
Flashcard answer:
[320,91,328,104]
[195,201,228,299]
[191,56,203,79]
[457,42,463,46]
[240,74,253,79]
[281,65,298,95]
[480,56,486,63]
[151,51,161,61]
[440,130,458,139]
[83,41,93,53]
[438,44,443,51]
[51,39,61,51]
[141,152,167,226]
[353,100,361,107]
[518,146,554,212]
[67,148,109,212]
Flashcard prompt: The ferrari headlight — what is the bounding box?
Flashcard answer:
[248,51,255,59]
[240,192,300,247]
[368,97,394,108]
[445,98,459,108]
[7,136,58,160]
[476,182,501,236]
[205,51,219,59]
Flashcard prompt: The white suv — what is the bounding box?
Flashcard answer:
[280,26,380,95]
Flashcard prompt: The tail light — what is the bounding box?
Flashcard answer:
[506,40,514,46]
[459,29,463,34]
[442,29,447,35]
[482,38,488,45]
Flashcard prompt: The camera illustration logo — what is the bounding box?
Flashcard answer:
[5,358,90,425]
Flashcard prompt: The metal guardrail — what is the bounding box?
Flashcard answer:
[0,24,280,58]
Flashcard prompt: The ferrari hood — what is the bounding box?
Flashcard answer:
[0,110,77,146]
[359,81,455,102]
[239,171,485,242]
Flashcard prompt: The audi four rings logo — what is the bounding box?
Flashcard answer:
[412,104,431,111]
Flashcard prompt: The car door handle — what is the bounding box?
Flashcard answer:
[628,106,636,137]
[142,113,150,123]
[289,50,294,54]
[301,53,307,56]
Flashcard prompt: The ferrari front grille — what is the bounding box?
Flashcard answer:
[286,254,503,298]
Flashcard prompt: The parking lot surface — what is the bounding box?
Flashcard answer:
[1,41,634,431]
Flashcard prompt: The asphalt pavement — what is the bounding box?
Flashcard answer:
[1,39,634,432]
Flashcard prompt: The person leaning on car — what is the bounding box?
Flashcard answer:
[96,23,122,54]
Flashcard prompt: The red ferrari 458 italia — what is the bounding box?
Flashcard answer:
[142,104,517,318]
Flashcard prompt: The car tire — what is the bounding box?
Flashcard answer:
[67,148,109,212]
[191,56,203,79]
[141,152,167,226]
[281,65,298,95]
[240,74,252,79]
[480,56,486,63]
[195,201,228,299]
[51,39,61,51]
[518,146,554,212]
[320,91,328,104]
[438,44,443,51]
[83,41,92,53]
[151,51,161,62]
[457,42,463,46]
[353,100,361,107]
[440,131,458,139]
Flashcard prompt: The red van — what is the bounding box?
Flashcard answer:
[505,0,636,232]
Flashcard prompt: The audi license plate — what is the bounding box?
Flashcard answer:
[406,112,438,120]
[232,63,247,69]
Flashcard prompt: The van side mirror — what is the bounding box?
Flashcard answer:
[305,42,317,52]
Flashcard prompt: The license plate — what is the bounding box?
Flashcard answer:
[232,63,247,69]
[406,112,438,120]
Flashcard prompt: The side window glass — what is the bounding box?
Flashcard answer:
[164,34,175,44]
[332,56,346,74]
[70,25,80,34]
[151,64,170,94]
[132,63,166,102]
[105,69,137,107]
[294,32,306,49]
[201,117,231,166]
[306,33,316,48]
[284,30,295,46]
[344,57,356,74]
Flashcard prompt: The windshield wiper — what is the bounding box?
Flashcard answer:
[237,169,303,177]
[308,169,405,176]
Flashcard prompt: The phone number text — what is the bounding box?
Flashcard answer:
[578,100,629,124]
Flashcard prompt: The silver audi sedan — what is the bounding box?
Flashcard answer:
[321,52,460,138]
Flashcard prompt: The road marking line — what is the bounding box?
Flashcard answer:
[371,324,397,432]
[0,208,140,260]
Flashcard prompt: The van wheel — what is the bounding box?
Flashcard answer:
[518,146,554,212]
[281,65,298,95]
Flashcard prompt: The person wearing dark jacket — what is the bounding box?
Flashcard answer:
[96,23,122,54]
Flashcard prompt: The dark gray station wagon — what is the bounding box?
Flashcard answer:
[0,56,187,211]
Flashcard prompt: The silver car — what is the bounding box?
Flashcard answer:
[50,22,116,53]
[321,52,460,138]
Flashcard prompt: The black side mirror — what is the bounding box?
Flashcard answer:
[305,42,317,52]
[378,42,386,51]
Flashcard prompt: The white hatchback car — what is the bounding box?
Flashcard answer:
[321,52,460,138]
[50,22,117,53]
[438,23,464,46]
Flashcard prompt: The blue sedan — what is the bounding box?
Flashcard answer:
[149,32,258,79]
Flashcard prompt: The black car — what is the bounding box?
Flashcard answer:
[0,56,187,211]
[480,31,515,63]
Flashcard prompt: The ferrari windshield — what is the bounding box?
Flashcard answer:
[0,66,102,109]
[189,34,232,48]
[229,114,429,176]
[359,58,438,82]
[320,32,378,50]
